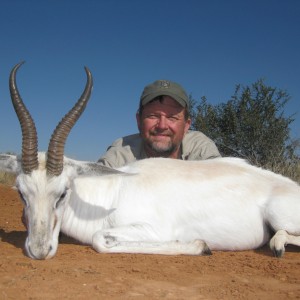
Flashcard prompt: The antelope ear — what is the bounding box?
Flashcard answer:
[0,154,21,174]
[64,158,126,176]
[83,162,126,176]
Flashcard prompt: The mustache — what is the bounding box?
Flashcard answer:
[150,130,172,136]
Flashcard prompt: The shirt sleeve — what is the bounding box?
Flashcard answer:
[97,134,141,168]
[182,131,221,160]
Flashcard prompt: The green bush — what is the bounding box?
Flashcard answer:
[191,79,300,183]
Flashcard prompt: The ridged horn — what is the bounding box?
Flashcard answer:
[9,62,39,174]
[46,67,93,176]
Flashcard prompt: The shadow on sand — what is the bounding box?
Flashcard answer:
[0,228,26,249]
[0,228,81,249]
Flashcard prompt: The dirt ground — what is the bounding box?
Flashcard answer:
[0,184,300,300]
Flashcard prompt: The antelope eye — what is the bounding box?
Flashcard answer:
[55,190,68,208]
[18,191,28,206]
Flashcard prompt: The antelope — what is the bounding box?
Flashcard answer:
[1,62,300,260]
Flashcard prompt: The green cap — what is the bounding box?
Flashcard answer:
[140,80,189,109]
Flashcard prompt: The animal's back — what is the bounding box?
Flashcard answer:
[114,157,292,250]
[63,157,300,251]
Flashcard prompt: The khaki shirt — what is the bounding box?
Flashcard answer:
[98,131,221,168]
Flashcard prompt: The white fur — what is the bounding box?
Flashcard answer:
[1,153,300,259]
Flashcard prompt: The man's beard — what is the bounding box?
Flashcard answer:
[145,132,177,157]
[150,141,176,156]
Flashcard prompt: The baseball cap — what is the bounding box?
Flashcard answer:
[140,80,189,109]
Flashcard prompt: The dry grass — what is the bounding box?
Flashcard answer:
[265,160,300,184]
[0,171,16,186]
[291,163,300,183]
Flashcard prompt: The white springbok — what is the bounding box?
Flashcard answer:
[1,62,300,260]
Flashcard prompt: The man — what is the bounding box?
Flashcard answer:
[98,80,221,168]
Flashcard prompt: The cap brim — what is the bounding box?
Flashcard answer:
[141,91,188,108]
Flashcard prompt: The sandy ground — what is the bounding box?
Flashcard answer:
[0,183,300,300]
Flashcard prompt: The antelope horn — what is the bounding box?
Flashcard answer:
[46,67,93,176]
[9,62,39,174]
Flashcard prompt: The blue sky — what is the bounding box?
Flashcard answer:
[0,0,299,161]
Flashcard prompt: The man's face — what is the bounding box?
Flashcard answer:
[136,96,191,158]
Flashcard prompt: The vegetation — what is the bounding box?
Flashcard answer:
[0,171,15,186]
[190,79,300,182]
[0,152,16,186]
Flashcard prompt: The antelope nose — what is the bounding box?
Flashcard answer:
[27,244,52,260]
